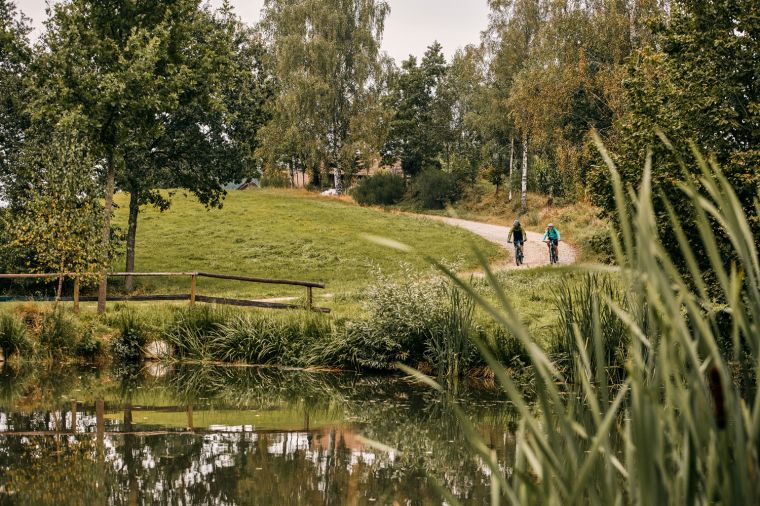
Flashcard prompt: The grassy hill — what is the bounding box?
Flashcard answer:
[111,189,504,302]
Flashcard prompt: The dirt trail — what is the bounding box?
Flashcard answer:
[420,215,577,270]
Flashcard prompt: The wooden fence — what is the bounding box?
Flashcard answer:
[0,271,330,313]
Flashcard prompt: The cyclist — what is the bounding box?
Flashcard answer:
[543,223,561,263]
[507,220,526,265]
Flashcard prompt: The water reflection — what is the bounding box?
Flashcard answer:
[0,365,516,505]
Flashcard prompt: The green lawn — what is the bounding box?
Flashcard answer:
[111,189,504,302]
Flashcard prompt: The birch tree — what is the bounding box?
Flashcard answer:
[258,0,389,192]
[3,118,107,305]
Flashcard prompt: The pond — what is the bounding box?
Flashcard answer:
[0,364,516,505]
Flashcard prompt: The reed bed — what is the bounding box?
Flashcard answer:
[420,140,760,504]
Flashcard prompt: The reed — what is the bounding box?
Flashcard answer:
[0,313,32,358]
[419,139,760,504]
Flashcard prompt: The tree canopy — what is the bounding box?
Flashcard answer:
[257,0,390,192]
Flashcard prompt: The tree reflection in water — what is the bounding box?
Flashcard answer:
[0,364,516,505]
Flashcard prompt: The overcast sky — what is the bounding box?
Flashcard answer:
[16,0,490,62]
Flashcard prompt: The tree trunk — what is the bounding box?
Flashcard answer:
[509,136,514,202]
[97,156,116,314]
[334,167,343,195]
[521,135,528,214]
[125,191,139,292]
[54,266,64,309]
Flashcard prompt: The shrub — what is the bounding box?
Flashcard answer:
[39,310,78,356]
[0,313,33,358]
[351,172,406,206]
[111,310,148,363]
[74,331,104,361]
[346,267,448,370]
[411,169,461,209]
[260,166,291,188]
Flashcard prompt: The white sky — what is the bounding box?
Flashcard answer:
[16,0,490,62]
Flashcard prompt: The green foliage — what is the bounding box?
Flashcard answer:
[411,169,461,209]
[260,165,291,188]
[382,42,450,177]
[427,283,478,379]
[351,172,406,206]
[28,0,274,281]
[0,312,32,357]
[0,0,30,177]
[73,329,104,361]
[344,267,482,375]
[591,0,760,280]
[164,305,231,360]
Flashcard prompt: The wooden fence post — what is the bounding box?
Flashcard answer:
[190,274,197,307]
[306,286,313,311]
[73,276,80,314]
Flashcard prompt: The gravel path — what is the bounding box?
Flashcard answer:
[421,215,577,270]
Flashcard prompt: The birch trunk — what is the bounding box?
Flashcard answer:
[334,168,343,195]
[521,135,528,214]
[125,191,139,292]
[508,136,514,202]
[97,154,116,314]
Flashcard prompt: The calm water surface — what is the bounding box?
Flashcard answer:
[0,364,515,505]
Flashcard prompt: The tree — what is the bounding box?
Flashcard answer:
[258,0,389,192]
[31,0,270,301]
[591,0,760,276]
[3,117,108,305]
[382,42,450,177]
[481,0,543,211]
[0,0,31,182]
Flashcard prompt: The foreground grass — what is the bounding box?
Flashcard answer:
[110,189,504,301]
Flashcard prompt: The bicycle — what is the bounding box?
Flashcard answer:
[546,239,559,265]
[508,240,525,266]
[515,241,525,266]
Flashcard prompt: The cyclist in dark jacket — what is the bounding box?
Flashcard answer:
[507,220,526,246]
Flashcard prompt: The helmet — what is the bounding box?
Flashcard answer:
[513,220,521,227]
[547,223,555,228]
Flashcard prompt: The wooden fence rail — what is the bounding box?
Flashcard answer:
[0,272,330,314]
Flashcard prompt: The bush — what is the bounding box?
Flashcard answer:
[351,172,406,206]
[411,169,461,209]
[0,313,33,358]
[39,310,78,356]
[260,166,291,188]
[344,266,480,376]
[111,310,148,363]
[74,331,104,361]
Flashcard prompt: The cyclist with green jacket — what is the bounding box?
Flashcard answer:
[543,223,561,263]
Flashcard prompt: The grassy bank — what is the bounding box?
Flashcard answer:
[109,189,504,300]
[0,265,584,375]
